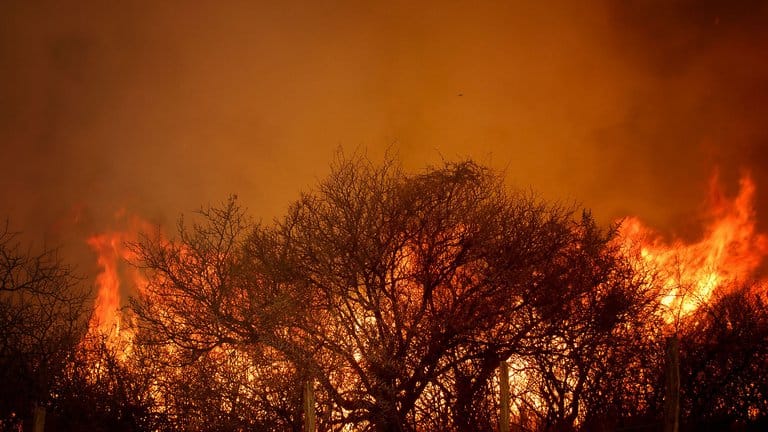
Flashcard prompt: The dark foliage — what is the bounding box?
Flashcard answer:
[3,157,768,432]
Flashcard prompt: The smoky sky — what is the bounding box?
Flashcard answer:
[2,0,768,255]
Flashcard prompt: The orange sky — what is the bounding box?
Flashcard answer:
[2,0,768,252]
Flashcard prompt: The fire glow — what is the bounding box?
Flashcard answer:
[86,212,150,343]
[87,174,768,342]
[75,169,768,431]
[619,173,768,321]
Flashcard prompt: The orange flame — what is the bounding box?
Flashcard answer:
[619,173,768,321]
[86,211,151,343]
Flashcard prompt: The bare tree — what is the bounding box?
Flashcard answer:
[130,198,308,431]
[45,332,165,432]
[677,283,768,430]
[130,156,673,432]
[0,222,91,430]
[248,157,604,432]
[517,218,661,431]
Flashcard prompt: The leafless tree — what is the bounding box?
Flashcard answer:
[136,156,750,432]
[677,283,768,430]
[0,221,91,430]
[515,218,662,431]
[130,198,308,431]
[131,155,626,431]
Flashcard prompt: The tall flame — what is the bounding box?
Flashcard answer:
[86,211,150,342]
[619,173,768,321]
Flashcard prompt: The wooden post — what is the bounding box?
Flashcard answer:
[663,335,680,432]
[304,379,316,432]
[32,404,45,432]
[499,360,511,432]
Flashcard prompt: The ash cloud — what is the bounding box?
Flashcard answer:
[1,0,767,260]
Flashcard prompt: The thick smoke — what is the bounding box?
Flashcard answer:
[1,0,767,257]
[595,0,768,235]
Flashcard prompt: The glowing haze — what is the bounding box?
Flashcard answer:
[2,1,768,287]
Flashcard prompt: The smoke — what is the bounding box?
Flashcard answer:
[594,0,768,236]
[1,0,767,257]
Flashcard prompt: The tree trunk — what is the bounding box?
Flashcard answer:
[452,373,476,432]
[373,413,406,432]
[499,361,511,432]
[663,335,680,432]
[371,398,409,432]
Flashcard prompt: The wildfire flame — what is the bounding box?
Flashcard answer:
[86,211,150,344]
[78,172,768,430]
[619,173,768,322]
[88,174,768,339]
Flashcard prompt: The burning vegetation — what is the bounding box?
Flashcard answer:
[619,173,768,324]
[2,157,768,432]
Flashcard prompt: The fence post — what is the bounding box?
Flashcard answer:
[33,404,45,432]
[304,379,316,432]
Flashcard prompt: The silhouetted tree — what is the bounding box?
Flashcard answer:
[130,155,768,432]
[8,158,768,432]
[132,155,646,432]
[0,222,91,430]
[45,333,164,432]
[678,284,768,431]
[518,217,662,431]
[130,198,307,431]
[245,157,601,432]
[415,214,648,432]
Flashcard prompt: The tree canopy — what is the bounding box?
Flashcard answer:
[3,156,767,432]
[129,156,675,431]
